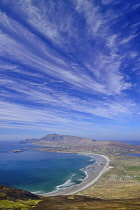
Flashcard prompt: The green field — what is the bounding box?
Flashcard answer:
[78,154,140,199]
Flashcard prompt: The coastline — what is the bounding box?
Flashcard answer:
[39,153,110,197]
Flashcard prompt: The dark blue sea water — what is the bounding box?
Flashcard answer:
[0,141,39,153]
[117,140,140,145]
[0,140,139,194]
[0,141,95,194]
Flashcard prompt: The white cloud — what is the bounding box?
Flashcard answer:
[132,3,140,9]
[0,0,139,137]
[0,72,135,121]
[0,0,134,96]
[120,35,136,45]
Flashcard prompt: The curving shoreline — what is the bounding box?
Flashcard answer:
[39,153,110,197]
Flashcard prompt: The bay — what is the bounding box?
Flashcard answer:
[0,143,95,194]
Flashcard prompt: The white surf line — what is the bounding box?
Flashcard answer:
[39,153,110,197]
[64,154,110,195]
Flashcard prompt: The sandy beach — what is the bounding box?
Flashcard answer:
[39,153,110,197]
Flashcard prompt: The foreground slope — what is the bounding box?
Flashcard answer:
[0,185,140,210]
[0,185,41,209]
[33,196,140,210]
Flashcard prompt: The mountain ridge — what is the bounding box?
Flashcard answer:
[21,134,140,154]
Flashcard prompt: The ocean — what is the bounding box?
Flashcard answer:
[0,141,95,194]
[117,140,140,145]
[0,140,139,194]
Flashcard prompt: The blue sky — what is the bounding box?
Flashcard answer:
[0,0,140,141]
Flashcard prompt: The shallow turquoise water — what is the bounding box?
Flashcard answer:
[0,144,95,194]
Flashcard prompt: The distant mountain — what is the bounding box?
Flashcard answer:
[40,134,96,143]
[21,134,140,154]
[21,134,96,147]
[20,138,38,144]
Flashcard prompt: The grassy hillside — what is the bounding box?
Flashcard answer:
[0,187,140,210]
[33,196,140,210]
[78,154,140,199]
[0,185,41,209]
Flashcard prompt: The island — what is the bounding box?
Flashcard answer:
[12,150,23,153]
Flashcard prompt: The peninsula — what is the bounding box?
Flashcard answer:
[22,134,140,155]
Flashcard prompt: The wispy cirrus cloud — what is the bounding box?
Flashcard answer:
[0,0,134,95]
[0,72,135,121]
[0,0,140,140]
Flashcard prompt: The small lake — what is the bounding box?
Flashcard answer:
[125,154,140,157]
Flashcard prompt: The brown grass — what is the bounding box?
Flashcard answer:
[33,196,140,210]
